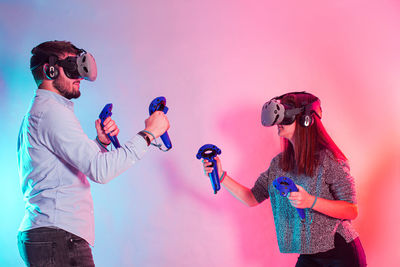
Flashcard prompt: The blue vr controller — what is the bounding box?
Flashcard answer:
[149,96,172,151]
[273,176,305,220]
[99,103,121,149]
[196,144,222,194]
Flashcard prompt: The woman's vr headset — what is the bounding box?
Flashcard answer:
[261,91,321,127]
[31,46,97,81]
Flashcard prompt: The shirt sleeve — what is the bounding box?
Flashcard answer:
[251,170,269,203]
[39,105,148,184]
[324,154,357,204]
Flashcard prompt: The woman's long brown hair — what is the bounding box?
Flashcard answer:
[280,93,347,176]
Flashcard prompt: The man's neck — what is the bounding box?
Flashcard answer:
[38,82,61,96]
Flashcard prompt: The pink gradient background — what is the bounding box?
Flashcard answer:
[1,0,400,266]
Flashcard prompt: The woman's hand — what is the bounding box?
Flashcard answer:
[288,185,314,209]
[289,184,359,219]
[95,117,120,146]
[202,156,223,179]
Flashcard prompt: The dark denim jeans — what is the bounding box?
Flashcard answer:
[296,233,367,267]
[18,227,95,267]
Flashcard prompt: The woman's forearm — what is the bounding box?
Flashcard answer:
[221,174,259,207]
[312,197,358,220]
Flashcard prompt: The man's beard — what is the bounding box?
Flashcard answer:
[53,78,81,100]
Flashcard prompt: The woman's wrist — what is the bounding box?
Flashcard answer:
[220,171,227,183]
[310,195,318,209]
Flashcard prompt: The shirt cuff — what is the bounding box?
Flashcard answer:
[124,134,149,160]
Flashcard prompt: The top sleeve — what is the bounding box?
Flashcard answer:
[324,154,357,204]
[251,156,278,203]
[251,169,270,203]
[39,105,148,184]
[251,153,281,203]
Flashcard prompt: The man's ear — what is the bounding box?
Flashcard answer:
[42,63,50,80]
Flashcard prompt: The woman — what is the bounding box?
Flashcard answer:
[203,92,366,266]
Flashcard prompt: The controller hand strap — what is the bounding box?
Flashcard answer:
[142,130,170,152]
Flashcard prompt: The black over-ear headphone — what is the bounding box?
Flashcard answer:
[300,95,321,127]
[45,55,59,80]
[273,91,321,127]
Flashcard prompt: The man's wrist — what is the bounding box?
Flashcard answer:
[138,131,151,146]
[96,136,110,150]
[142,129,156,142]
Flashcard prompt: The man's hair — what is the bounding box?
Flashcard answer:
[30,40,80,85]
[279,92,347,176]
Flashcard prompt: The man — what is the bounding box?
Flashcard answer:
[17,40,169,266]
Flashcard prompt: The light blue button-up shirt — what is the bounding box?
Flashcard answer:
[17,89,148,245]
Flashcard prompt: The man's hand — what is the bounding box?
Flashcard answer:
[143,111,170,141]
[95,117,120,145]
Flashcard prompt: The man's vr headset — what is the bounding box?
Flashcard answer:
[31,45,97,81]
[261,91,321,127]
